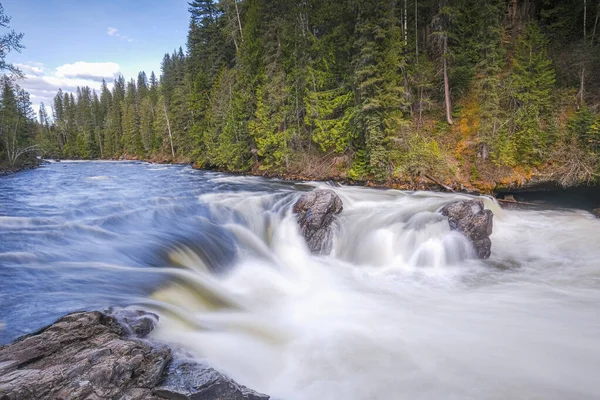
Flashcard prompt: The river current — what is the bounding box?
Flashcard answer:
[1,161,599,400]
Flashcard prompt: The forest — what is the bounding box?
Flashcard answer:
[3,0,600,190]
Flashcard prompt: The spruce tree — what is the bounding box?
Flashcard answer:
[510,22,556,164]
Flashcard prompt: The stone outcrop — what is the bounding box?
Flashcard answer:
[155,360,268,400]
[0,309,268,400]
[440,199,494,259]
[293,189,343,254]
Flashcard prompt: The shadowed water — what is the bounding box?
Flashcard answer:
[1,161,599,400]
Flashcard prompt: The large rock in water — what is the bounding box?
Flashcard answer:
[440,199,494,259]
[293,189,343,254]
[0,310,268,400]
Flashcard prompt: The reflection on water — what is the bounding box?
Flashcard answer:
[1,161,599,400]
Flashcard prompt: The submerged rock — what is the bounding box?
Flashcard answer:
[155,360,268,400]
[440,199,494,259]
[293,189,343,254]
[0,310,269,400]
[111,308,159,338]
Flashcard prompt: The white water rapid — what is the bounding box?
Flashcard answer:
[146,180,600,400]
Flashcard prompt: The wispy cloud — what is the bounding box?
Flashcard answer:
[14,63,45,76]
[106,26,133,42]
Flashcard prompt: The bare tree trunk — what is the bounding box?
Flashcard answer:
[511,0,518,30]
[10,119,19,166]
[97,130,104,158]
[163,102,175,158]
[591,2,600,45]
[580,0,588,106]
[404,0,408,46]
[415,0,419,63]
[234,0,244,43]
[584,0,588,42]
[443,35,453,125]
[225,1,240,51]
[231,32,239,52]
[405,72,413,118]
[418,86,424,129]
[578,66,585,106]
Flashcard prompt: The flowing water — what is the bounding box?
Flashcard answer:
[1,161,599,399]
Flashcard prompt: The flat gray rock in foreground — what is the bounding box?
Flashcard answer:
[0,310,269,400]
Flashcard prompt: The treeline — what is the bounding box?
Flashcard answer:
[38,0,600,186]
[38,73,168,160]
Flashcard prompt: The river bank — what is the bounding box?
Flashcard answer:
[28,154,600,213]
[115,152,600,199]
[200,158,600,212]
[0,160,41,177]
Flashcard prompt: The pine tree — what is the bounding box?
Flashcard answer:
[510,22,556,164]
[304,8,356,154]
[352,0,409,180]
[122,79,142,156]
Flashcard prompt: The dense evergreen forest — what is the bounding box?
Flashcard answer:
[3,1,600,189]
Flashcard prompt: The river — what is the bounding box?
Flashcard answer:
[1,161,599,400]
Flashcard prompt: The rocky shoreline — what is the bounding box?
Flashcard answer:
[0,162,40,177]
[0,309,269,400]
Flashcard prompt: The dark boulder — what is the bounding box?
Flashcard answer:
[293,189,343,254]
[0,310,269,400]
[440,199,494,259]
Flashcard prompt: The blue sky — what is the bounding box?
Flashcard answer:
[2,0,189,110]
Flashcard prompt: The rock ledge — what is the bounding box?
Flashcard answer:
[0,309,268,400]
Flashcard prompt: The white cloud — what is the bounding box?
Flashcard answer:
[55,61,120,81]
[106,26,134,42]
[15,62,121,116]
